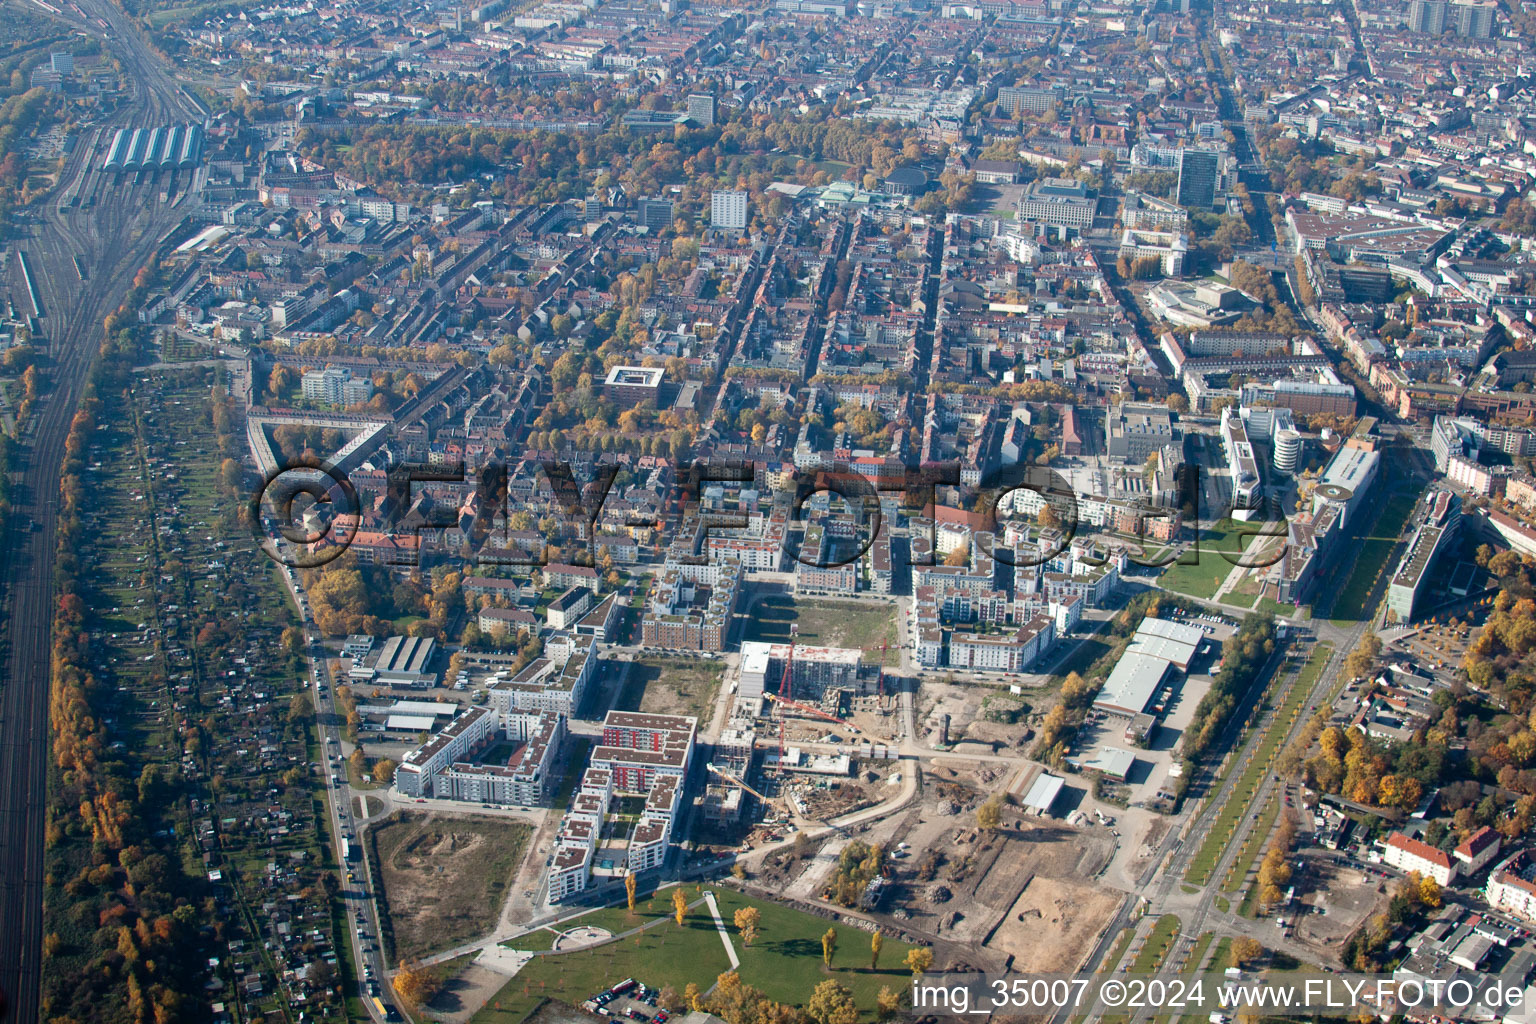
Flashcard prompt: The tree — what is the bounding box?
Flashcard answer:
[1345,633,1382,681]
[372,758,396,784]
[658,986,683,1012]
[807,980,859,1024]
[876,986,902,1021]
[1418,875,1442,908]
[1230,936,1263,969]
[734,906,761,946]
[943,541,970,567]
[822,927,838,969]
[348,747,367,778]
[673,887,688,926]
[625,872,638,912]
[976,794,1004,830]
[870,930,883,970]
[905,948,934,976]
[393,961,441,1010]
[684,982,703,1012]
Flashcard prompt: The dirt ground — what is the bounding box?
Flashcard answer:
[800,778,877,819]
[371,812,533,963]
[989,876,1124,973]
[961,718,1032,750]
[877,763,1116,964]
[846,698,902,741]
[619,657,723,720]
[1293,857,1389,954]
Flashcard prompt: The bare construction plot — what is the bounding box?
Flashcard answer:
[370,811,534,963]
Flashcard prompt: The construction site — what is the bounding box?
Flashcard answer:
[697,629,906,850]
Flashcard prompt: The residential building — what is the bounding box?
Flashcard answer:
[711,190,749,231]
[1410,0,1447,32]
[1453,0,1495,36]
[1488,850,1536,923]
[1384,832,1458,886]
[394,705,499,797]
[995,86,1060,115]
[549,712,697,901]
[546,585,594,629]
[638,198,674,231]
[1456,826,1503,874]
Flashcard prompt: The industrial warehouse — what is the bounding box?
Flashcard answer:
[100,123,204,172]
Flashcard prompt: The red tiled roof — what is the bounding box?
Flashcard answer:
[1388,832,1453,868]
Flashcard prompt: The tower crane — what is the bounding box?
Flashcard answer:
[763,691,859,732]
[775,625,798,762]
[706,762,774,804]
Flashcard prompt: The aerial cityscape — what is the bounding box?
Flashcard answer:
[2,0,1536,1021]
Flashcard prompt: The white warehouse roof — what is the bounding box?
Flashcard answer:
[1022,772,1065,814]
[386,715,439,732]
[1094,650,1174,718]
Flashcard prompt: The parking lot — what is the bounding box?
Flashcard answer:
[583,979,673,1022]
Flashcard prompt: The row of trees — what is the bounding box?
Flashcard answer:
[43,305,213,1023]
[1180,614,1278,767]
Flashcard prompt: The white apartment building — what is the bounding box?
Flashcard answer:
[395,705,499,797]
[1384,832,1458,886]
[301,366,374,405]
[483,636,596,719]
[440,712,566,805]
[548,713,697,902]
[1488,850,1536,923]
[948,616,1055,672]
[711,189,749,231]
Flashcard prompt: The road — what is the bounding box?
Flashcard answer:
[0,0,202,1019]
[279,566,412,1023]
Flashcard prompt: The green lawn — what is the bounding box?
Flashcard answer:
[744,596,898,665]
[1104,917,1182,1024]
[501,928,560,952]
[1228,796,1281,908]
[1158,520,1260,599]
[1182,932,1215,974]
[1129,916,1181,974]
[1177,939,1233,1024]
[1328,491,1421,623]
[472,889,916,1023]
[472,897,732,1023]
[712,889,915,1009]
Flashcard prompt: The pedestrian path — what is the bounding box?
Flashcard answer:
[703,890,740,969]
